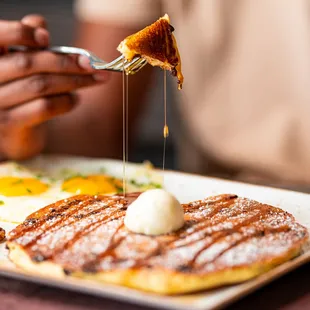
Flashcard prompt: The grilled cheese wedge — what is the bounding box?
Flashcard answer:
[118,14,184,89]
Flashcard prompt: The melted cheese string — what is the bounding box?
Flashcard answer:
[163,70,168,170]
[126,74,129,165]
[122,64,127,196]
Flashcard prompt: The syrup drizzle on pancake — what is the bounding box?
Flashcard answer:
[8,194,308,275]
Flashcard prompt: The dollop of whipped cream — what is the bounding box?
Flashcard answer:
[124,189,184,236]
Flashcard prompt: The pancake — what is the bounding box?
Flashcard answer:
[7,193,308,294]
[0,227,5,242]
[117,14,184,89]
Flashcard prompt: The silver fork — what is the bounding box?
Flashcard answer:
[8,46,148,75]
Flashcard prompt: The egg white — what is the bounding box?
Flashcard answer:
[0,156,163,224]
[0,163,71,223]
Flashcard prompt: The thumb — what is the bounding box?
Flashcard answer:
[21,14,48,29]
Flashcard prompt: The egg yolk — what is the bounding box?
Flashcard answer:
[0,177,48,196]
[62,175,122,195]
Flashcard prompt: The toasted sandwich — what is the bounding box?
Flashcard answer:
[118,14,184,89]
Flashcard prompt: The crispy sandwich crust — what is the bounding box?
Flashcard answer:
[117,14,184,89]
[7,193,309,294]
[0,227,5,242]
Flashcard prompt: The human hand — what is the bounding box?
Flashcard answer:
[0,15,109,160]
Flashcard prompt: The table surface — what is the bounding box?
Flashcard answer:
[0,262,309,310]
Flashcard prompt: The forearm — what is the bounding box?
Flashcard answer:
[46,21,154,158]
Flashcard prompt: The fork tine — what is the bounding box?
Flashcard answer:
[111,59,131,70]
[112,56,140,71]
[132,58,147,70]
[123,57,140,70]
[126,58,148,74]
[106,55,125,67]
[106,56,146,74]
[132,61,148,74]
[92,53,147,74]
[93,55,125,70]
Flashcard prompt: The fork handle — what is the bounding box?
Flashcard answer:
[8,45,102,62]
[47,46,94,58]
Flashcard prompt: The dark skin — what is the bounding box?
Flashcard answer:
[0,15,130,160]
[0,14,154,161]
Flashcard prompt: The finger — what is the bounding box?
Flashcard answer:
[0,51,98,83]
[78,55,94,71]
[0,125,46,160]
[0,73,107,108]
[21,14,47,29]
[0,47,6,55]
[1,93,77,128]
[0,20,49,46]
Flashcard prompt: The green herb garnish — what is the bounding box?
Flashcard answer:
[99,167,106,173]
[0,201,4,205]
[129,179,162,189]
[115,186,123,193]
[129,179,139,186]
[151,183,162,189]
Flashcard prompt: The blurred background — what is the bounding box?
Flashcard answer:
[0,0,177,169]
[4,0,310,194]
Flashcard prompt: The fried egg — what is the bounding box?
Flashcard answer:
[0,156,163,224]
[0,163,70,223]
[62,175,122,195]
[0,177,48,197]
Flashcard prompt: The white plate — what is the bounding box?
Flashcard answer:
[0,155,309,310]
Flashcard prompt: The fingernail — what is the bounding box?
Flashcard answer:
[78,55,93,71]
[93,72,110,82]
[34,28,49,46]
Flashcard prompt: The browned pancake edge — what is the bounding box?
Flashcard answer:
[6,193,309,293]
